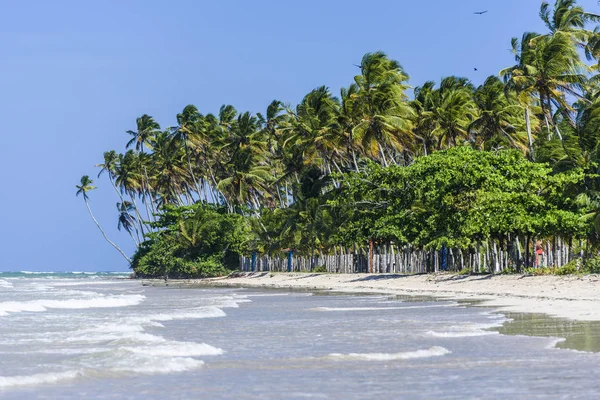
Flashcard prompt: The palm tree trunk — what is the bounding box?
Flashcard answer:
[377,143,389,167]
[84,199,131,263]
[525,108,535,160]
[184,141,202,200]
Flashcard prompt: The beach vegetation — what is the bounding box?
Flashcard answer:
[77,0,600,277]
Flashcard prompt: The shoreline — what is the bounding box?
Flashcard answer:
[165,272,600,322]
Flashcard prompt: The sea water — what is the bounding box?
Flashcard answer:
[0,272,599,399]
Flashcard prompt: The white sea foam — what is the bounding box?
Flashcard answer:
[427,322,502,338]
[0,280,13,289]
[325,346,451,361]
[545,337,567,349]
[207,295,252,308]
[311,304,457,312]
[0,294,145,317]
[243,293,290,297]
[132,306,227,323]
[19,271,53,275]
[112,356,204,374]
[0,370,81,388]
[121,341,223,357]
[427,330,498,338]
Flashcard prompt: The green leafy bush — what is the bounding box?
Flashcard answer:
[313,265,327,273]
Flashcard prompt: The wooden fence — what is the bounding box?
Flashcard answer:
[239,239,575,274]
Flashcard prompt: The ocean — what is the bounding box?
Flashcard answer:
[0,272,599,399]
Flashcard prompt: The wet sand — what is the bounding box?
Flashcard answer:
[179,272,600,322]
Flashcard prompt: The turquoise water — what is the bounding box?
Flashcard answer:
[0,273,599,399]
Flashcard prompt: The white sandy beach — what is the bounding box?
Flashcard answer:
[186,272,600,322]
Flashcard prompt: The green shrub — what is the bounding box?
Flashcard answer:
[313,265,327,273]
[584,257,600,274]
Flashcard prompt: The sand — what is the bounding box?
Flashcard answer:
[184,272,600,322]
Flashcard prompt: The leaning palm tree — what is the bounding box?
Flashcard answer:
[117,201,140,247]
[76,175,131,263]
[501,32,587,138]
[537,0,600,51]
[96,150,146,236]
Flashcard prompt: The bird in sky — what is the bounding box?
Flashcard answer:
[474,11,488,15]
[474,68,478,71]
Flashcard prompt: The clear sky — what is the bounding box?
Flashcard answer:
[1,0,599,272]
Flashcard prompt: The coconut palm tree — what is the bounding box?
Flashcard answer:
[500,31,587,137]
[97,150,147,236]
[349,51,415,166]
[126,114,160,153]
[538,0,600,50]
[412,81,440,156]
[173,104,203,198]
[469,76,531,153]
[76,175,131,263]
[283,86,344,175]
[117,201,140,246]
[428,77,478,150]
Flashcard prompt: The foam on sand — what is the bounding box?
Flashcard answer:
[325,346,451,361]
[0,294,145,317]
[311,304,457,312]
[427,321,505,338]
[0,370,82,389]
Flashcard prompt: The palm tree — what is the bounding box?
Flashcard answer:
[117,201,140,246]
[469,76,531,153]
[427,77,478,150]
[76,175,131,263]
[538,0,600,50]
[283,86,344,175]
[258,100,287,207]
[412,81,440,156]
[349,51,415,166]
[126,114,160,153]
[96,150,146,236]
[152,130,188,206]
[173,105,203,199]
[501,31,587,138]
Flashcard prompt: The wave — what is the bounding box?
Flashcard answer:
[427,330,498,338]
[0,294,145,317]
[206,295,252,308]
[121,341,223,357]
[110,356,204,374]
[132,306,227,323]
[427,322,503,338]
[0,280,13,289]
[0,370,81,389]
[325,346,451,361]
[311,304,457,312]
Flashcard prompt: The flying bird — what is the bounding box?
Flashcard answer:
[474,10,488,15]
[474,68,478,71]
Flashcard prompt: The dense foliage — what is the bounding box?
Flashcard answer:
[77,1,600,276]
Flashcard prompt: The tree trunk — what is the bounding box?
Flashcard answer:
[525,108,535,160]
[84,199,131,263]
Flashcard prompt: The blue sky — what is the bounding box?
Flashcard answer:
[1,0,599,272]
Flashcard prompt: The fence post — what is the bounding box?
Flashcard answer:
[369,239,374,273]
